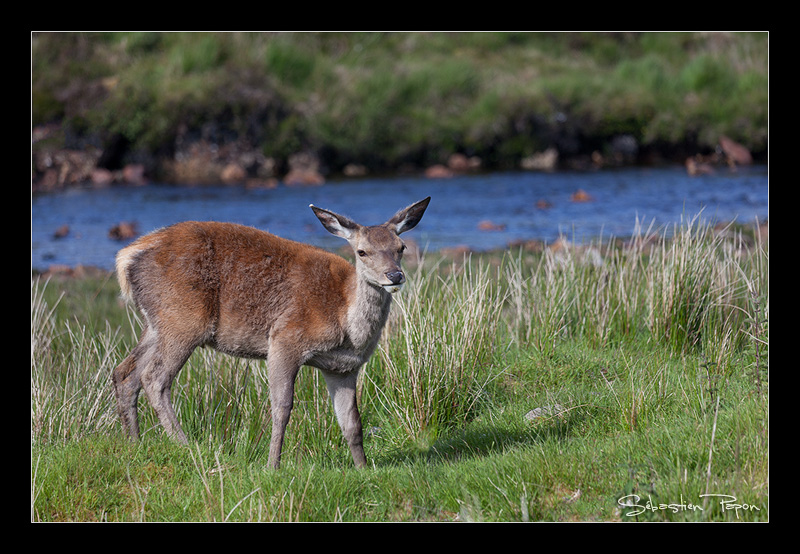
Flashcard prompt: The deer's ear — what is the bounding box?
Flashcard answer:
[310,205,361,240]
[386,197,431,235]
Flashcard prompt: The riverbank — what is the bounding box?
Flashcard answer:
[32,32,768,193]
[31,124,759,194]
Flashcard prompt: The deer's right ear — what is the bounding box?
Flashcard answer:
[310,205,360,240]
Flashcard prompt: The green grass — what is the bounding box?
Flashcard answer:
[31,32,769,174]
[31,217,768,521]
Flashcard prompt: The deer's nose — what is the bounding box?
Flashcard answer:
[386,271,405,285]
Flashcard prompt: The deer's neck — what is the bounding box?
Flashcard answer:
[346,276,392,353]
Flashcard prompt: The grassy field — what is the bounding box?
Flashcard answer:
[31,216,768,521]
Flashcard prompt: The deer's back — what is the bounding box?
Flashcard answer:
[117,221,356,356]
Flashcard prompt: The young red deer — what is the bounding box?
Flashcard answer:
[113,197,430,469]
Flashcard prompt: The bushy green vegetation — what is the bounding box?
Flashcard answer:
[31,216,767,521]
[31,32,768,174]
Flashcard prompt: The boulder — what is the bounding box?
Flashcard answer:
[424,164,454,178]
[447,153,481,172]
[719,135,752,166]
[122,164,148,185]
[284,168,325,186]
[91,168,114,186]
[221,162,247,184]
[285,152,325,186]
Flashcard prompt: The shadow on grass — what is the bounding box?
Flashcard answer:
[375,412,583,467]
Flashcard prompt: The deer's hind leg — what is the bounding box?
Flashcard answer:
[113,326,194,444]
[139,338,195,444]
[113,326,155,440]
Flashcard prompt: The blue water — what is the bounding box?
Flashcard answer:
[31,165,768,272]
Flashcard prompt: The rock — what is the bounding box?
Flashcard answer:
[536,199,553,209]
[447,153,470,171]
[285,152,325,186]
[478,220,506,232]
[364,426,382,438]
[440,245,472,258]
[570,189,593,203]
[424,164,454,178]
[44,264,72,277]
[221,162,247,184]
[91,168,114,186]
[525,404,565,421]
[122,164,147,185]
[53,225,70,239]
[284,168,325,186]
[166,153,223,184]
[108,221,138,241]
[719,135,752,166]
[447,153,481,172]
[165,139,278,185]
[343,163,368,177]
[686,157,715,176]
[37,169,60,191]
[508,238,545,253]
[548,236,571,253]
[521,147,558,171]
[32,148,102,190]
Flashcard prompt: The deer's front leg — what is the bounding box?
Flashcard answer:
[266,345,302,469]
[322,369,367,468]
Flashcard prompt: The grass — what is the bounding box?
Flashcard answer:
[31,216,768,521]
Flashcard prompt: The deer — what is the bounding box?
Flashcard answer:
[112,197,430,469]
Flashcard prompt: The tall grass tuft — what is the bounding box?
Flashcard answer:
[31,279,120,444]
[363,257,506,447]
[504,214,767,361]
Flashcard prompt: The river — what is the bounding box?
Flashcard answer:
[31,165,768,272]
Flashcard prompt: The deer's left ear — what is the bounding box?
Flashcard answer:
[386,197,431,235]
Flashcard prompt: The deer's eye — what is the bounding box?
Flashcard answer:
[357,250,367,257]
